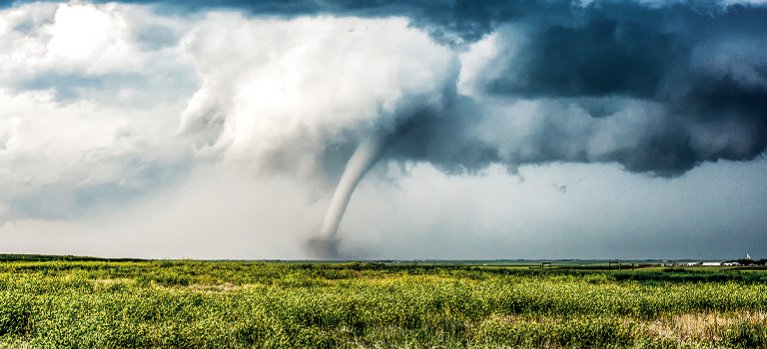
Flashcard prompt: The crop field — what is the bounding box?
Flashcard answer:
[0,258,765,348]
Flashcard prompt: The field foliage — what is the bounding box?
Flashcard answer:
[0,260,765,348]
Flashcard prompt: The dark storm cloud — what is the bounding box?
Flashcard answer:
[164,0,766,176]
[89,0,525,39]
[481,3,767,103]
[233,0,765,177]
[15,0,763,177]
[17,0,562,43]
[472,2,767,174]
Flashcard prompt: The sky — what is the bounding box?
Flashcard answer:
[0,0,765,260]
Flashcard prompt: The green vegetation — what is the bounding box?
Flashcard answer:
[0,258,765,348]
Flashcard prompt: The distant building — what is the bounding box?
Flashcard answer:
[723,262,740,266]
[702,262,722,267]
[686,262,700,266]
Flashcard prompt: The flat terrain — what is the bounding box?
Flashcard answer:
[0,258,765,348]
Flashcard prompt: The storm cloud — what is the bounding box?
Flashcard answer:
[0,0,765,258]
[158,0,767,177]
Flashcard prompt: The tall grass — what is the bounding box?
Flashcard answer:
[0,261,764,348]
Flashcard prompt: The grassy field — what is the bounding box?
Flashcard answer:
[0,258,765,348]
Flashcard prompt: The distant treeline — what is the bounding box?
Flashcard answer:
[726,258,767,266]
[0,254,145,262]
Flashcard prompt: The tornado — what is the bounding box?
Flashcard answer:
[308,133,386,258]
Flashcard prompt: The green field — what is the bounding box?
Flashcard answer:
[0,258,765,348]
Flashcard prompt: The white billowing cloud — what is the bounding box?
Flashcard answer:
[0,2,195,103]
[46,3,131,70]
[1,3,132,81]
[0,3,462,257]
[0,2,196,221]
[0,1,765,259]
[180,14,457,173]
[461,94,674,171]
[0,3,459,231]
[458,30,512,98]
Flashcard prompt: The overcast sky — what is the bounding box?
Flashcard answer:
[0,0,765,259]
